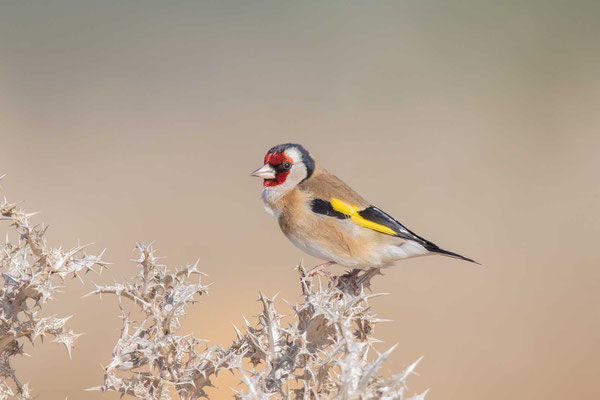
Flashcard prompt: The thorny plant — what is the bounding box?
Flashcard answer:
[0,177,106,399]
[86,243,234,399]
[0,177,427,399]
[91,243,427,400]
[229,265,427,400]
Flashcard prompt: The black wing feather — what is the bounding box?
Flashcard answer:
[358,206,436,246]
[310,199,349,220]
[358,206,478,263]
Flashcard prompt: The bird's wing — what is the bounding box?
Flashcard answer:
[299,168,478,264]
[299,169,427,242]
[310,197,431,243]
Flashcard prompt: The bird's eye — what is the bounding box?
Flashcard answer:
[282,162,292,170]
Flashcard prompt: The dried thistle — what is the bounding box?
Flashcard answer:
[93,250,428,400]
[230,264,427,400]
[0,189,106,398]
[88,243,239,399]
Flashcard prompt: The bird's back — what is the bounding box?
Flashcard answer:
[298,167,370,208]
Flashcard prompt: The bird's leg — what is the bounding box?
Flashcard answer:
[307,261,336,278]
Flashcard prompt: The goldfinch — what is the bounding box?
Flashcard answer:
[251,143,476,273]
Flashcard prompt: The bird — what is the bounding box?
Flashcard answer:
[251,143,477,275]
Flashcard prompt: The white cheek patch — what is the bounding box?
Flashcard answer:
[282,163,307,188]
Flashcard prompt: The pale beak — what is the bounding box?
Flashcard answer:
[250,164,276,179]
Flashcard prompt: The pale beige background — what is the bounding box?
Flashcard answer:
[1,1,599,399]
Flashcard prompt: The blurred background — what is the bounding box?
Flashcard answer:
[1,1,599,399]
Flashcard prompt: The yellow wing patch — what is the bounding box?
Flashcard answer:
[330,198,397,236]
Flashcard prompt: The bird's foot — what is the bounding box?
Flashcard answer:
[307,261,336,278]
[337,268,382,295]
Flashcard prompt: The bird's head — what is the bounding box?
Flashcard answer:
[251,143,315,191]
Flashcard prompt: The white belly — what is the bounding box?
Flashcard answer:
[285,231,429,268]
[285,232,349,264]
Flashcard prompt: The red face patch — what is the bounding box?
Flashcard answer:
[263,152,294,187]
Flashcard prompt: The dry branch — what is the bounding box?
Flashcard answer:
[92,247,427,400]
[0,191,106,398]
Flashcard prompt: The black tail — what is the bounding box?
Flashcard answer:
[425,245,480,265]
[380,210,480,265]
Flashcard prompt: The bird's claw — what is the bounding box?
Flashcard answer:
[336,268,382,295]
